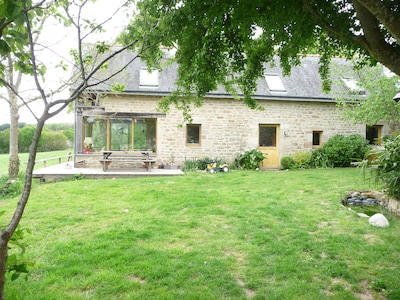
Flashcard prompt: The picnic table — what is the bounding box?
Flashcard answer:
[99,151,156,172]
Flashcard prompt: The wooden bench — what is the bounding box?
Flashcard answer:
[99,151,156,172]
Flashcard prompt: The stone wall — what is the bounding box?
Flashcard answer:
[77,94,387,168]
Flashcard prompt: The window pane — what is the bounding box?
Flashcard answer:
[187,125,200,144]
[134,119,157,151]
[110,118,132,151]
[83,117,94,152]
[91,118,107,152]
[312,131,322,146]
[259,126,276,146]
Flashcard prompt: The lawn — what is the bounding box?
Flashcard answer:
[1,168,399,299]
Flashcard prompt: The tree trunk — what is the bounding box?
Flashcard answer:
[5,54,22,182]
[0,234,9,300]
[8,100,20,180]
[0,119,44,299]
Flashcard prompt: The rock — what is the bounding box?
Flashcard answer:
[361,191,375,198]
[348,191,360,198]
[357,213,370,218]
[363,191,387,201]
[368,213,389,228]
[364,198,379,206]
[346,197,357,204]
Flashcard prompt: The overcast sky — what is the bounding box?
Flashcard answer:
[0,0,130,125]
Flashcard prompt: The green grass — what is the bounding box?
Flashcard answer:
[1,168,400,299]
[0,150,72,175]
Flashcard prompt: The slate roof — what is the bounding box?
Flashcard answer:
[88,50,354,103]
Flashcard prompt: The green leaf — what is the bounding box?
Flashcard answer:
[11,272,20,281]
[111,83,126,93]
[0,40,11,56]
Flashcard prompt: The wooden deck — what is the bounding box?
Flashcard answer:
[32,163,184,182]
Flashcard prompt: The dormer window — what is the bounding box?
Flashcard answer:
[264,74,286,92]
[140,68,159,88]
[342,78,366,95]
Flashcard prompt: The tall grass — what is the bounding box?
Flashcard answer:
[1,168,399,299]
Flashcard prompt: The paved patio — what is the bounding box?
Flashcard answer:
[32,163,184,182]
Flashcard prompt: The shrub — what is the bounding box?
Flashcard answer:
[0,129,10,154]
[182,158,205,171]
[310,148,333,168]
[234,149,265,170]
[183,157,228,172]
[280,156,295,169]
[7,225,31,281]
[373,135,400,200]
[347,134,371,161]
[311,134,370,167]
[0,173,25,198]
[292,151,312,169]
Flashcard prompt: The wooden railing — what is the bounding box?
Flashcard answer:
[34,153,73,168]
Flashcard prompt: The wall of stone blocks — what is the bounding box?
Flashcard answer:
[75,94,380,169]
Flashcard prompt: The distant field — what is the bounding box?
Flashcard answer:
[0,149,72,176]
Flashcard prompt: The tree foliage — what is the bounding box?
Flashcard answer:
[0,1,145,298]
[334,62,400,131]
[17,126,42,153]
[0,124,72,153]
[0,123,26,132]
[121,0,400,111]
[0,130,9,155]
[0,0,50,78]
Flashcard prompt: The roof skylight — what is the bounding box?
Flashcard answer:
[140,68,159,88]
[264,74,286,92]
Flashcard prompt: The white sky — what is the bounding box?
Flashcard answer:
[0,0,130,125]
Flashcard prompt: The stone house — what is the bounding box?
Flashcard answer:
[74,52,391,169]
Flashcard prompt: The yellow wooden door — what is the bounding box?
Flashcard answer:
[258,124,280,169]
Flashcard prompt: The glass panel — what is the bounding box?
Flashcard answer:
[134,119,157,152]
[187,125,200,144]
[259,126,276,147]
[91,118,107,152]
[83,117,94,153]
[110,118,132,151]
